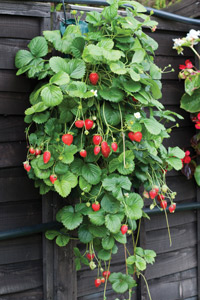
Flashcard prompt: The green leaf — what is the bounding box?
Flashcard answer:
[166,157,183,171]
[61,208,83,230]
[135,255,146,271]
[28,36,48,58]
[89,225,108,238]
[55,162,69,175]
[109,272,136,293]
[185,73,200,96]
[71,37,85,58]
[70,158,84,175]
[103,175,132,201]
[99,87,124,103]
[101,102,121,126]
[142,118,165,135]
[98,249,111,261]
[97,38,114,50]
[88,210,105,226]
[54,178,71,198]
[50,71,70,85]
[194,165,200,186]
[126,193,144,220]
[86,11,102,26]
[15,50,34,68]
[62,171,78,188]
[62,145,77,164]
[56,234,70,247]
[32,111,50,124]
[41,85,63,107]
[103,49,123,61]
[113,231,127,244]
[65,59,86,79]
[109,61,126,74]
[25,102,47,115]
[75,258,81,271]
[79,176,92,193]
[66,81,87,98]
[82,163,102,185]
[49,56,69,73]
[45,230,59,240]
[29,133,37,145]
[126,256,136,265]
[78,224,93,243]
[101,193,120,214]
[168,147,185,159]
[132,49,146,63]
[180,89,200,113]
[37,155,54,170]
[122,80,141,93]
[102,2,118,21]
[102,235,115,250]
[105,214,121,233]
[129,68,140,81]
[144,249,156,264]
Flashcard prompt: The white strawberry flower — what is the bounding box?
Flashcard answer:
[186,29,200,43]
[172,38,185,48]
[134,112,141,119]
[91,89,98,97]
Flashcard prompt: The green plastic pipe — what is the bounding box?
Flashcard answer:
[0,203,199,241]
[26,0,200,26]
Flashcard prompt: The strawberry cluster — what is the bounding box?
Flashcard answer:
[181,150,191,166]
[191,112,200,129]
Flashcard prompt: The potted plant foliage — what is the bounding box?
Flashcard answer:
[15,0,184,298]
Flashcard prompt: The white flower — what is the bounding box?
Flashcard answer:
[186,29,200,41]
[172,38,185,48]
[134,112,141,119]
[91,89,98,97]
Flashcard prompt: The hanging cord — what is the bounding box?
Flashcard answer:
[61,0,67,24]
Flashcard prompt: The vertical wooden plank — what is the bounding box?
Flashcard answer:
[138,219,147,300]
[42,193,54,300]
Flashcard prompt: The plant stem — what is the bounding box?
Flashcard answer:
[139,272,152,300]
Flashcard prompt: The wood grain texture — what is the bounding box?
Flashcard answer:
[0,142,27,168]
[0,235,42,265]
[0,260,42,295]
[164,126,196,149]
[164,0,200,18]
[0,1,50,17]
[0,38,29,70]
[146,246,197,280]
[0,15,41,39]
[0,199,42,230]
[0,116,26,142]
[0,287,43,300]
[0,92,29,115]
[0,70,34,93]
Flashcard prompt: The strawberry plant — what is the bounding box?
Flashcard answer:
[173,30,200,186]
[16,0,184,298]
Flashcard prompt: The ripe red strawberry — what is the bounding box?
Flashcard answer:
[128,132,135,141]
[185,150,190,156]
[93,135,102,145]
[101,142,111,158]
[160,200,167,210]
[43,151,51,164]
[35,148,41,156]
[50,174,57,184]
[184,156,191,164]
[111,142,118,152]
[102,271,111,279]
[29,147,35,155]
[94,278,101,288]
[133,132,142,142]
[80,149,87,158]
[121,225,128,235]
[85,119,94,130]
[132,96,138,102]
[149,189,157,199]
[62,133,73,146]
[75,120,84,128]
[157,194,165,202]
[86,253,95,261]
[89,73,99,85]
[169,203,176,213]
[94,146,100,155]
[23,161,31,172]
[92,202,100,211]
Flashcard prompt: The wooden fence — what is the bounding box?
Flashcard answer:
[0,1,199,299]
